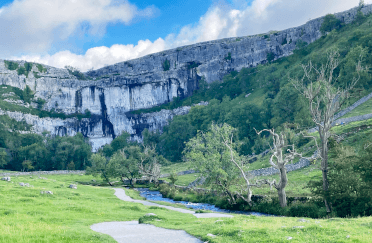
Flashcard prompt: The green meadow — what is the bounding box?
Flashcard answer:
[1,174,372,243]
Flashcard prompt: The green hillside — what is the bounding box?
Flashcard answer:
[139,12,372,162]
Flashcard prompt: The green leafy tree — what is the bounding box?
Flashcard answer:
[86,154,116,186]
[185,123,255,205]
[0,148,9,168]
[159,117,196,162]
[168,171,179,185]
[110,146,142,187]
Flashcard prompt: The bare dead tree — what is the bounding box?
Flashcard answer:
[254,128,302,207]
[291,49,365,212]
[138,147,161,184]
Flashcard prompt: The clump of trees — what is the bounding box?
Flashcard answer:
[0,130,92,171]
[86,132,168,186]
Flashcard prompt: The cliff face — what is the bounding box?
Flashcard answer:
[0,5,371,151]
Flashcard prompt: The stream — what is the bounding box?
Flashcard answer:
[136,188,271,216]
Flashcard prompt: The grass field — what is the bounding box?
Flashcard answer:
[1,174,372,242]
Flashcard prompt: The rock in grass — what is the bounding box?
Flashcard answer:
[1,177,11,181]
[145,213,157,217]
[297,219,310,223]
[40,191,53,195]
[287,236,293,240]
[207,234,216,238]
[69,184,77,189]
[292,226,304,229]
[19,182,25,186]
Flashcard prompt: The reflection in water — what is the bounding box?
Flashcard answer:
[137,188,272,216]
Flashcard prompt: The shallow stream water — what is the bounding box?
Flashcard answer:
[137,188,271,216]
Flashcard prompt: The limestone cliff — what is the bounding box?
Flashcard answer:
[0,4,370,151]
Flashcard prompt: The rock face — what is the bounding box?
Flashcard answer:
[0,5,371,151]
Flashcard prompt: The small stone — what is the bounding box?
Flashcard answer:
[19,182,25,186]
[293,226,304,229]
[297,219,310,223]
[69,184,77,189]
[214,220,224,223]
[46,191,53,194]
[1,177,11,181]
[207,234,216,238]
[24,183,30,187]
[145,213,157,217]
[346,235,350,238]
[287,236,293,240]
[92,179,96,182]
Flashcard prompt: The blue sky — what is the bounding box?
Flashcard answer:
[0,0,366,71]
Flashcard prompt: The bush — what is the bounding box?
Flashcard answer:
[267,52,275,62]
[138,214,162,224]
[17,67,26,76]
[320,14,342,35]
[4,60,18,70]
[36,64,47,73]
[224,52,232,61]
[162,59,170,71]
[288,202,326,218]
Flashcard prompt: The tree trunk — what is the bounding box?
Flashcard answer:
[277,165,288,207]
[320,134,332,213]
[103,173,113,186]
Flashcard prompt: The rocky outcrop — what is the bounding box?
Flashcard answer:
[0,5,371,150]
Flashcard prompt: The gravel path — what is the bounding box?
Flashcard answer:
[90,188,232,243]
[91,221,202,243]
[113,188,233,218]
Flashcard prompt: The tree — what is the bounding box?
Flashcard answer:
[0,148,8,168]
[86,154,116,186]
[185,123,258,206]
[291,48,365,212]
[255,128,301,207]
[110,146,141,187]
[138,147,162,184]
[168,171,179,185]
[320,14,342,35]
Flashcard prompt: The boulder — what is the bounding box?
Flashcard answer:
[1,177,11,181]
[69,184,77,189]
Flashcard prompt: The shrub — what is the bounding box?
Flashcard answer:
[162,59,170,71]
[267,52,275,62]
[320,14,342,35]
[224,52,232,61]
[187,61,201,69]
[18,67,26,76]
[4,60,18,70]
[36,64,47,73]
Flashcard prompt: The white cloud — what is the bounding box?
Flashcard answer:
[8,0,372,72]
[0,0,157,56]
[13,38,166,71]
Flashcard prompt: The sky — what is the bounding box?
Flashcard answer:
[0,0,370,72]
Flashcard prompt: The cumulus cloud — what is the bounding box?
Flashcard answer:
[0,0,157,56]
[7,0,372,71]
[13,38,166,71]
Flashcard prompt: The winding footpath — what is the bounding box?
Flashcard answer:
[90,188,232,243]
